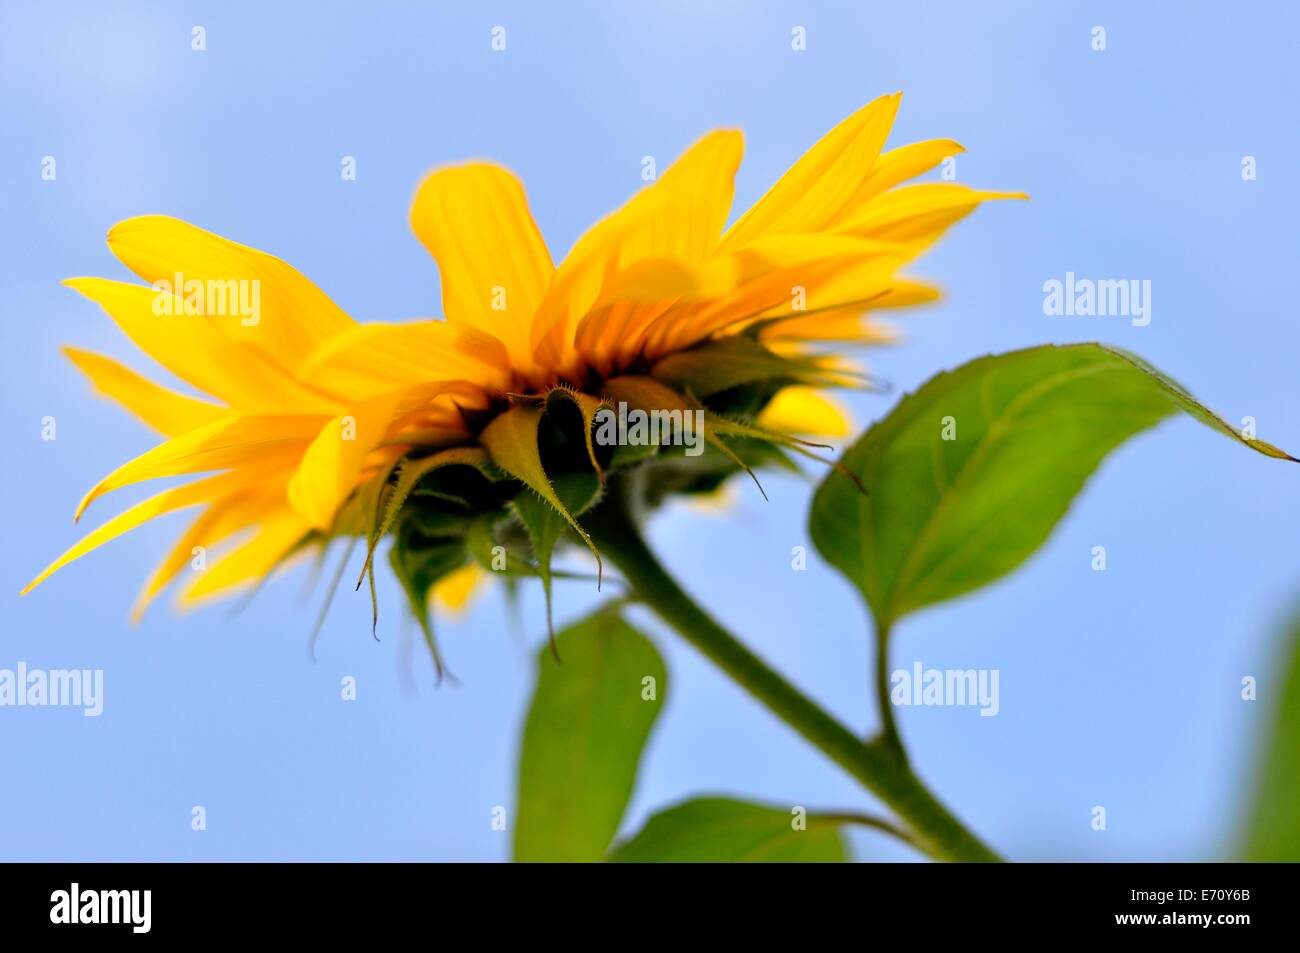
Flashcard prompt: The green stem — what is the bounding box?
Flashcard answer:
[873,618,906,761]
[585,486,1001,863]
[814,811,918,850]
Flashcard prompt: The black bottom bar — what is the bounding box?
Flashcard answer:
[0,861,1284,939]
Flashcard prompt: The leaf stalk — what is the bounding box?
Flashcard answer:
[584,475,1002,863]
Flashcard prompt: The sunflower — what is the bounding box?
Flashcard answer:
[22,93,1020,667]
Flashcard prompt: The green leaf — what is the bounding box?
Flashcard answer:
[1244,602,1300,861]
[1106,347,1296,460]
[811,343,1295,628]
[514,608,667,862]
[608,797,849,862]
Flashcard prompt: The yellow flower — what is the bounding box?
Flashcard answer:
[22,93,1021,632]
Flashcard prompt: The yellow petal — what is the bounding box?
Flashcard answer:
[643,253,901,357]
[64,278,343,414]
[409,163,554,372]
[106,216,356,371]
[759,280,938,344]
[628,129,745,262]
[592,255,741,304]
[62,346,227,436]
[720,93,902,250]
[287,390,410,531]
[132,492,282,621]
[757,386,853,438]
[784,255,902,315]
[853,139,965,203]
[572,256,742,374]
[75,414,325,520]
[836,183,1027,248]
[637,235,901,350]
[22,469,274,595]
[531,130,744,369]
[178,512,311,607]
[297,318,512,400]
[760,310,903,344]
[736,233,902,272]
[866,279,942,310]
[572,299,673,377]
[676,481,738,515]
[431,562,486,614]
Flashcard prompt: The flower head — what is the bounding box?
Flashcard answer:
[23,93,1021,663]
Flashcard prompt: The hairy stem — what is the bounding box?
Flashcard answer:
[585,483,1001,863]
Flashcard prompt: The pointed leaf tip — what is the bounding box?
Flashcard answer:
[480,405,603,575]
[811,343,1297,629]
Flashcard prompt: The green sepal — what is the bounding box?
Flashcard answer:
[480,405,603,578]
[651,336,849,398]
[511,470,604,645]
[387,524,469,680]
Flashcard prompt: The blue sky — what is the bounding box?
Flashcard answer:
[2,1,1297,861]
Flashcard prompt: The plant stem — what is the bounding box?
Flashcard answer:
[585,487,1001,863]
[815,811,918,850]
[873,618,906,761]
